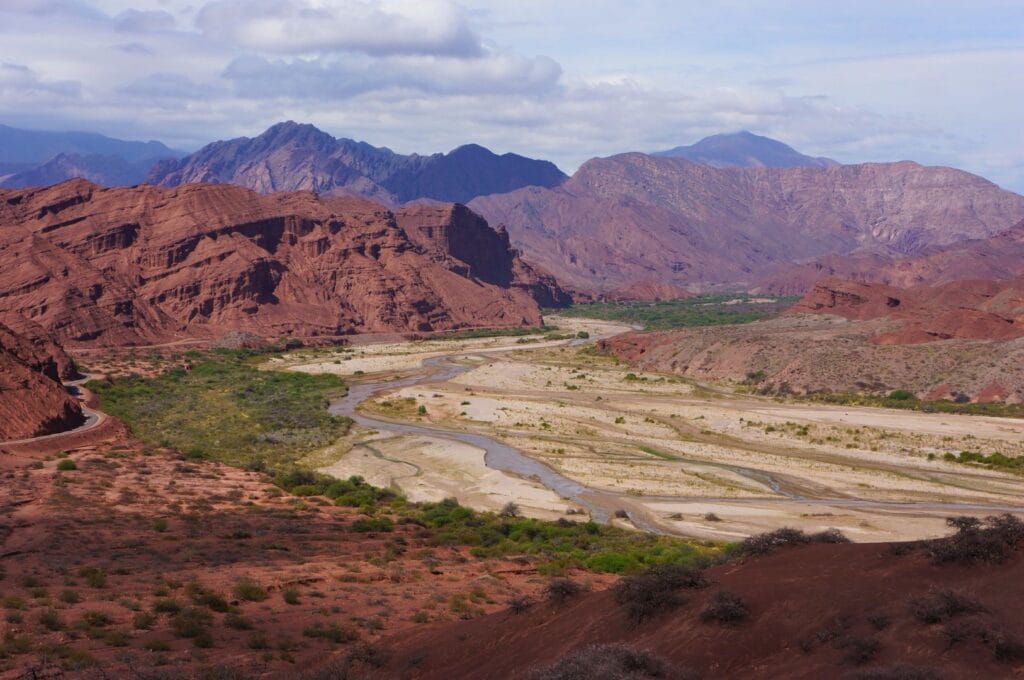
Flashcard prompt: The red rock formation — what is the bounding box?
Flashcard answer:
[469,154,1024,294]
[0,322,83,440]
[791,277,1024,345]
[0,179,567,347]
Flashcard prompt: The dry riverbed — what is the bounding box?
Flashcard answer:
[280,316,1024,542]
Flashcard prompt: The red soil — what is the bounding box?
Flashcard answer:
[373,542,1024,679]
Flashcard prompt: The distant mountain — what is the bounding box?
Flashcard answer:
[469,154,1024,293]
[147,121,567,204]
[654,131,837,169]
[0,124,181,189]
[1,153,158,189]
[0,123,178,165]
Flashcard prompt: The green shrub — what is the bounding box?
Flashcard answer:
[38,608,63,631]
[78,567,107,588]
[232,578,268,602]
[170,607,212,638]
[153,598,181,614]
[352,517,394,533]
[56,459,77,472]
[281,586,300,605]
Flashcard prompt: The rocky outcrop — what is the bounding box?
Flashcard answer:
[469,154,1024,294]
[147,122,567,205]
[792,277,1024,344]
[0,179,568,347]
[0,322,83,440]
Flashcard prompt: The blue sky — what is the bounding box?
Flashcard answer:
[1,1,1022,190]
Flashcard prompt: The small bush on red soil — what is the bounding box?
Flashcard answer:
[926,515,1024,565]
[699,591,749,625]
[613,565,707,626]
[909,590,984,624]
[739,527,850,556]
[507,595,534,615]
[545,578,583,606]
[529,644,696,680]
[845,665,943,680]
[232,577,268,602]
[838,635,881,665]
[992,633,1024,663]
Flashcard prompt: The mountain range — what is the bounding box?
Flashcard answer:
[470,154,1024,293]
[146,122,568,205]
[4,120,1024,301]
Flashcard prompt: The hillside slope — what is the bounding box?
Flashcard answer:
[470,154,1024,293]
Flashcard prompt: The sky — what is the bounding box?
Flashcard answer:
[1,1,1023,190]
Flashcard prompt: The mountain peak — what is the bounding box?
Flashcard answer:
[654,131,837,169]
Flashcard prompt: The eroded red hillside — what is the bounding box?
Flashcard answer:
[0,180,566,346]
[792,277,1024,344]
[0,321,82,440]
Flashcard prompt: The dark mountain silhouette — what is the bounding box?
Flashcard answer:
[146,121,567,204]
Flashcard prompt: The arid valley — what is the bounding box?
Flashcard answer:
[3,3,1024,679]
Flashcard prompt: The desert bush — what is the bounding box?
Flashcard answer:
[352,517,394,533]
[132,611,156,630]
[699,591,749,625]
[545,578,583,606]
[740,527,850,555]
[613,564,707,625]
[530,643,694,680]
[926,515,1024,565]
[303,623,360,644]
[839,635,881,665]
[909,589,984,624]
[224,612,252,630]
[78,566,107,588]
[992,633,1024,663]
[153,598,182,614]
[56,459,77,472]
[59,589,81,604]
[507,595,534,615]
[38,608,63,631]
[171,607,213,638]
[282,586,301,605]
[186,582,229,612]
[347,642,388,668]
[80,611,111,628]
[499,502,521,518]
[232,577,268,602]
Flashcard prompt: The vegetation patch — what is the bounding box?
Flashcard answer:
[400,497,719,575]
[550,294,798,330]
[89,351,352,472]
[926,515,1024,564]
[806,392,1024,420]
[530,644,695,680]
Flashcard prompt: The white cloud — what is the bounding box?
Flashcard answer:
[222,51,561,98]
[195,0,483,57]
